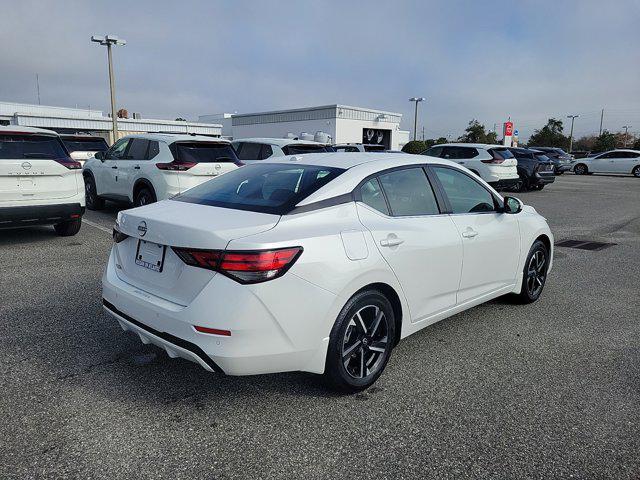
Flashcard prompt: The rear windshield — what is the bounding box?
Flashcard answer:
[172,142,238,163]
[0,134,68,160]
[281,144,332,155]
[363,144,386,152]
[488,148,515,159]
[62,137,109,153]
[174,163,344,214]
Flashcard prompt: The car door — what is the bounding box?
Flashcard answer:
[431,165,520,303]
[612,152,638,173]
[98,138,129,196]
[118,138,150,198]
[355,166,463,323]
[589,152,612,173]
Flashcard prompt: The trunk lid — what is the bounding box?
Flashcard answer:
[114,200,280,305]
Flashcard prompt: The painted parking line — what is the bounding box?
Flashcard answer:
[83,219,112,234]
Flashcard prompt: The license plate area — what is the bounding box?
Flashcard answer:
[135,240,166,272]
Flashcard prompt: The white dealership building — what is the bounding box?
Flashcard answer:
[200,104,410,150]
[0,101,222,144]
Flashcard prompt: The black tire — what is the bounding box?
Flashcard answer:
[134,186,156,207]
[54,218,82,236]
[573,163,588,175]
[517,177,530,192]
[632,166,640,178]
[514,240,549,304]
[84,175,105,210]
[324,290,396,393]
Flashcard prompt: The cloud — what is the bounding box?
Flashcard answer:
[1,0,639,140]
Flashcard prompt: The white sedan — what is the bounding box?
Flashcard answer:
[102,153,553,392]
[573,149,640,177]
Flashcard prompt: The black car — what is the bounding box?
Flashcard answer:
[527,146,574,174]
[507,148,555,191]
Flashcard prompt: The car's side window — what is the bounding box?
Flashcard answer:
[378,168,440,216]
[433,166,496,214]
[236,142,262,160]
[360,178,389,215]
[260,144,273,159]
[147,141,160,160]
[424,146,443,157]
[125,139,150,160]
[106,138,129,160]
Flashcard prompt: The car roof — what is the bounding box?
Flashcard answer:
[232,137,326,147]
[598,149,640,153]
[430,143,507,149]
[59,134,107,140]
[123,133,231,144]
[260,152,487,206]
[0,125,59,136]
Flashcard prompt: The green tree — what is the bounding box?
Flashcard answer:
[458,119,493,143]
[528,118,569,148]
[593,130,616,152]
[435,137,448,144]
[485,131,498,144]
[633,137,640,150]
[572,135,598,152]
[401,140,429,154]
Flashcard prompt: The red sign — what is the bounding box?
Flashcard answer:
[504,121,513,137]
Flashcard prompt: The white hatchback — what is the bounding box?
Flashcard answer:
[102,153,553,391]
[573,149,640,177]
[422,143,520,189]
[0,126,84,236]
[83,133,240,209]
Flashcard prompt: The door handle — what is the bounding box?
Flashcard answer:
[380,234,404,247]
[134,165,140,169]
[111,166,118,169]
[461,228,478,238]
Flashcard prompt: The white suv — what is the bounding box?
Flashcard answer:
[334,143,386,152]
[83,133,240,209]
[231,138,334,164]
[423,143,519,189]
[0,126,84,236]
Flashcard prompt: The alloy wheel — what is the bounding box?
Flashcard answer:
[341,305,390,379]
[526,250,547,297]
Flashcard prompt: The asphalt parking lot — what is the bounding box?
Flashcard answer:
[1,174,639,479]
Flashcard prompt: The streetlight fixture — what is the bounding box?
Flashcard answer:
[566,114,579,153]
[409,97,425,141]
[91,35,126,143]
[622,125,632,147]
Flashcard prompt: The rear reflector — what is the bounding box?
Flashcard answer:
[193,325,231,336]
[156,161,196,171]
[173,246,303,284]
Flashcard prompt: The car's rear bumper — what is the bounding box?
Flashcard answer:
[0,203,84,228]
[534,172,556,185]
[488,177,520,189]
[101,248,334,376]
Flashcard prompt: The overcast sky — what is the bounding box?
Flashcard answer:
[1,0,639,140]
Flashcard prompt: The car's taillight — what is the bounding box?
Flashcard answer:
[172,247,303,284]
[156,161,196,171]
[57,157,82,169]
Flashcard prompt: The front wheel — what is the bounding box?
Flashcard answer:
[573,164,588,175]
[84,175,105,210]
[324,290,396,393]
[632,166,640,178]
[514,240,549,304]
[54,218,82,236]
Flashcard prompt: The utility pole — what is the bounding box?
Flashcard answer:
[566,114,579,153]
[599,108,604,136]
[409,97,425,141]
[35,74,41,105]
[421,126,425,141]
[91,35,126,143]
[622,125,632,147]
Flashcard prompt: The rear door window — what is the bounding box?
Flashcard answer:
[236,142,263,160]
[377,168,440,216]
[360,178,389,215]
[172,142,238,163]
[174,163,344,214]
[0,134,68,160]
[281,144,327,155]
[424,146,443,157]
[125,139,150,159]
[260,144,273,159]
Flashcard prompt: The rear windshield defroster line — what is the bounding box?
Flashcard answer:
[173,163,345,215]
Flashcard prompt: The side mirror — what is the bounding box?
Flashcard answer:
[95,151,105,161]
[503,196,522,214]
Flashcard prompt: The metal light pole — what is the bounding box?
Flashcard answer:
[409,97,425,141]
[566,115,579,153]
[91,35,126,143]
[622,125,632,147]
